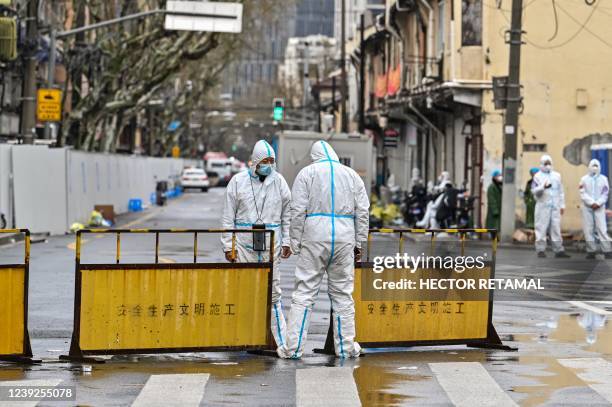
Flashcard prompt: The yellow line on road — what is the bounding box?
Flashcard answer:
[67,239,88,251]
[122,208,163,229]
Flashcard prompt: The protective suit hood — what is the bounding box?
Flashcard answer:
[589,159,601,176]
[311,140,339,162]
[250,140,276,173]
[540,154,553,173]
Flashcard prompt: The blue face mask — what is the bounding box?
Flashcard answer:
[257,164,273,176]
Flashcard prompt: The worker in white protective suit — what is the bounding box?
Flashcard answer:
[221,140,292,347]
[579,159,612,259]
[531,154,570,258]
[277,140,370,359]
[416,171,451,228]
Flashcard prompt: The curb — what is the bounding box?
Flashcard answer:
[0,232,25,247]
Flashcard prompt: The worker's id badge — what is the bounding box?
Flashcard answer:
[252,224,266,252]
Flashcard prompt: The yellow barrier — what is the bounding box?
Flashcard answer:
[0,229,36,363]
[317,228,515,353]
[62,229,275,362]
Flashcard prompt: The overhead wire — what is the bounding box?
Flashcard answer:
[494,0,604,50]
[548,0,559,41]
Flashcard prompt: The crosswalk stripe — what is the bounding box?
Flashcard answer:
[558,358,612,402]
[296,367,361,407]
[0,379,63,407]
[567,301,612,315]
[131,374,210,407]
[429,362,517,407]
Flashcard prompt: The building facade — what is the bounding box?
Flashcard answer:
[355,0,612,230]
[281,35,337,108]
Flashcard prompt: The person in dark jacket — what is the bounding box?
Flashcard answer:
[524,167,539,229]
[486,170,503,232]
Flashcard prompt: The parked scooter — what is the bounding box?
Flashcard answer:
[402,185,427,227]
[435,185,475,229]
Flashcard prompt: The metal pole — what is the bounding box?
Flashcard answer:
[500,0,524,241]
[359,13,365,134]
[20,0,38,145]
[340,0,348,133]
[44,29,57,140]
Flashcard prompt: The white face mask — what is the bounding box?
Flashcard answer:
[542,164,552,173]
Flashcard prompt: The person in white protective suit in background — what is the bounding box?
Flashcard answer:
[416,171,451,228]
[410,167,424,189]
[579,159,612,259]
[277,140,370,359]
[221,140,292,347]
[531,154,570,258]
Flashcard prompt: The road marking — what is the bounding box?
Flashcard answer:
[67,239,89,250]
[296,367,361,407]
[122,208,162,229]
[0,379,63,407]
[131,373,210,407]
[558,358,612,402]
[567,301,612,315]
[429,362,517,407]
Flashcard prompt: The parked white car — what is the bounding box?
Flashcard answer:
[180,168,210,192]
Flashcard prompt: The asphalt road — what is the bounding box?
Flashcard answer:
[1,188,612,406]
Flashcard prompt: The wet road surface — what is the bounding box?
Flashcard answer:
[1,188,612,406]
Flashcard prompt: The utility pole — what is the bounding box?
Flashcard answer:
[20,0,39,144]
[358,13,365,133]
[340,0,348,133]
[500,0,524,240]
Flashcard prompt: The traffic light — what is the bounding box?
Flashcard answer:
[273,98,284,122]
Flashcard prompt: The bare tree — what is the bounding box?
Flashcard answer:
[59,0,283,154]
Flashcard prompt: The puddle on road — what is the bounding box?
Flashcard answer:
[513,355,585,407]
[509,312,612,406]
[550,313,612,354]
[510,312,612,354]
[0,367,26,381]
[351,350,489,406]
[73,353,273,382]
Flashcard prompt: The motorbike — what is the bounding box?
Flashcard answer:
[402,185,427,227]
[455,194,476,229]
[435,186,475,229]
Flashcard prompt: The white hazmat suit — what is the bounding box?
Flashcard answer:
[416,171,451,229]
[579,159,611,255]
[221,140,291,347]
[277,140,370,359]
[531,154,567,255]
